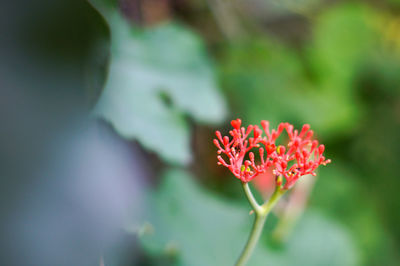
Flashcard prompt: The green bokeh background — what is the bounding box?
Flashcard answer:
[3,0,400,265]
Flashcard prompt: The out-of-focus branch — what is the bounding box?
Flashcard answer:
[206,0,245,40]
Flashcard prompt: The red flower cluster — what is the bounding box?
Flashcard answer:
[213,119,331,189]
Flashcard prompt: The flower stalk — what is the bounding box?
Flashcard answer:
[236,182,284,266]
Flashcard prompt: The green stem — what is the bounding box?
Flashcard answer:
[236,183,285,266]
[235,212,267,266]
[242,182,261,212]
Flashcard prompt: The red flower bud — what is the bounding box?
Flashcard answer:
[318,144,325,154]
[231,119,242,130]
[299,124,310,138]
[277,123,285,134]
[249,152,255,161]
[277,145,286,155]
[253,125,262,139]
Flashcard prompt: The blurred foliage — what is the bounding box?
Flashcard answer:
[138,169,357,266]
[5,0,400,265]
[92,0,226,164]
[312,162,397,266]
[219,3,380,137]
[69,0,400,265]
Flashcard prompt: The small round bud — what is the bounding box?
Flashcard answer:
[231,119,242,130]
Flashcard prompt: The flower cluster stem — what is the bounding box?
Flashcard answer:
[235,212,267,266]
[235,183,284,266]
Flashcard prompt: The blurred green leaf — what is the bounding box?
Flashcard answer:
[219,3,381,137]
[310,4,379,83]
[219,38,350,136]
[92,7,226,164]
[264,0,323,15]
[311,161,398,265]
[137,169,358,266]
[306,3,380,132]
[219,39,304,123]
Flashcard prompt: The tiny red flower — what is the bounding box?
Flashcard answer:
[272,123,331,189]
[214,119,331,189]
[213,119,273,182]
